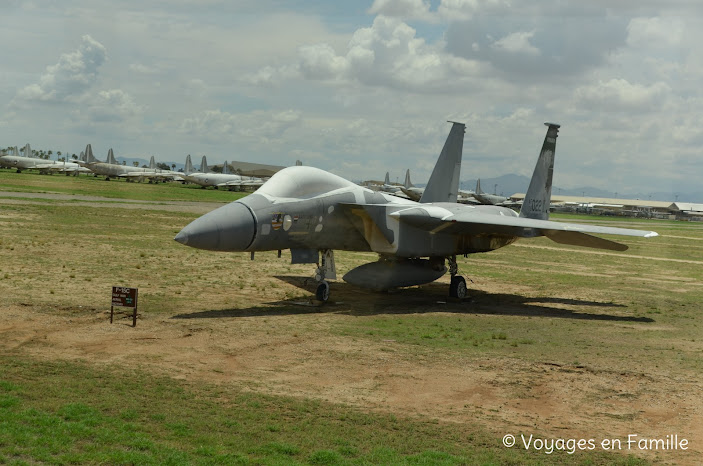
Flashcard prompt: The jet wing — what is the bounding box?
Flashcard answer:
[389,206,658,251]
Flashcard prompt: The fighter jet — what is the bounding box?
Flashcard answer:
[175,122,657,302]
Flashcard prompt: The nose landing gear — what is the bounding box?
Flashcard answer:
[313,249,336,303]
[447,255,468,299]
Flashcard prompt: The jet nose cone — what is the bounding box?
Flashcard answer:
[174,202,256,251]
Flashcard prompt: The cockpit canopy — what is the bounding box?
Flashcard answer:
[256,166,357,199]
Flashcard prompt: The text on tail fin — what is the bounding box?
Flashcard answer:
[519,122,560,220]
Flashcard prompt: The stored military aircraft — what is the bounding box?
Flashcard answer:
[471,179,510,205]
[78,145,172,181]
[0,144,90,174]
[175,122,657,302]
[400,169,475,203]
[182,155,264,190]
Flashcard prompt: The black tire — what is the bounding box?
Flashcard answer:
[315,281,330,302]
[449,276,467,299]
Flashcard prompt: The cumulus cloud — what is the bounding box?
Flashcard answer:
[437,0,509,22]
[257,15,482,92]
[626,17,684,49]
[574,79,671,112]
[128,63,158,74]
[368,0,433,21]
[492,31,541,56]
[16,35,106,102]
[180,109,302,142]
[81,89,144,122]
[299,43,350,80]
[444,7,628,80]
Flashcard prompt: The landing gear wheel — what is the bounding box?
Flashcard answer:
[315,280,330,302]
[449,276,467,299]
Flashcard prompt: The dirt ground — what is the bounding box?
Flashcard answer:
[1,195,701,463]
[2,285,701,464]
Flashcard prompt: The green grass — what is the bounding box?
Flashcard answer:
[333,219,703,375]
[0,169,246,202]
[0,170,697,464]
[0,355,644,465]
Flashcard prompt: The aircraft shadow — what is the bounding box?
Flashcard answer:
[171,275,653,323]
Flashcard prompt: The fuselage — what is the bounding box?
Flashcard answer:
[183,172,259,187]
[84,162,159,178]
[175,166,519,258]
[0,156,54,170]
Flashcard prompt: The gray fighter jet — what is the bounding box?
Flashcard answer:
[175,122,657,302]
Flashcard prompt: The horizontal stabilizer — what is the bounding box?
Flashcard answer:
[544,230,628,251]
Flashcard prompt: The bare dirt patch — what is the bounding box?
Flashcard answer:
[2,285,701,463]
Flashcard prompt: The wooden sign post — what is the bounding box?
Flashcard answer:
[110,287,139,327]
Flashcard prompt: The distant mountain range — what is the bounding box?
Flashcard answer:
[455,174,701,204]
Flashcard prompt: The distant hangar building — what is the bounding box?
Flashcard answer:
[508,194,703,220]
[669,203,703,221]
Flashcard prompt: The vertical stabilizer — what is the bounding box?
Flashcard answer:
[475,178,482,194]
[149,156,156,170]
[85,144,98,163]
[519,123,560,220]
[200,156,211,173]
[404,169,413,188]
[13,146,19,157]
[420,122,465,203]
[384,172,390,185]
[222,161,230,174]
[184,155,194,175]
[22,144,32,158]
[107,148,118,165]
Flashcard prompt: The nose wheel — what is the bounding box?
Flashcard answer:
[312,249,336,303]
[449,275,467,299]
[447,255,468,299]
[315,281,330,302]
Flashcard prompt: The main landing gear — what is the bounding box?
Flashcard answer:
[447,255,467,299]
[313,249,336,303]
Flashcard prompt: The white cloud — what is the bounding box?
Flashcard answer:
[128,63,158,74]
[626,17,684,49]
[258,15,484,93]
[492,31,541,56]
[80,89,144,122]
[299,43,351,80]
[179,109,303,143]
[368,0,433,21]
[437,0,508,22]
[574,79,671,112]
[15,35,106,102]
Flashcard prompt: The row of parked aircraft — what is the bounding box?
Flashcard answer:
[0,144,267,190]
[371,170,510,206]
[174,122,658,302]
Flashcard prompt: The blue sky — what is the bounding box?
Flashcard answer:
[2,0,701,195]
